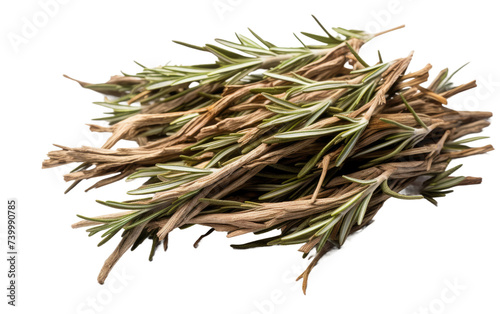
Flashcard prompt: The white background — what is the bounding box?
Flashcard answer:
[1,0,499,313]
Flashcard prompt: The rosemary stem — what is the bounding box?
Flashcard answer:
[373,24,406,38]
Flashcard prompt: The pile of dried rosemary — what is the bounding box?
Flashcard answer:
[43,18,493,293]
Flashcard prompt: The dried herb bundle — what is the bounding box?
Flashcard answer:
[43,18,493,293]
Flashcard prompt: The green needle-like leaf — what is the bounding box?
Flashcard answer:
[155,165,214,173]
[336,126,366,166]
[426,176,465,191]
[331,192,365,216]
[280,218,330,242]
[268,123,357,142]
[381,180,423,200]
[400,94,428,130]
[342,176,378,185]
[356,193,373,225]
[262,93,302,110]
[379,118,416,131]
[345,42,369,68]
[248,28,276,48]
[430,164,462,183]
[339,205,357,246]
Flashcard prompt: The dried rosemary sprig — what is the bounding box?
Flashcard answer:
[43,17,493,293]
